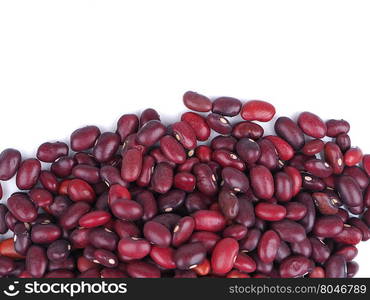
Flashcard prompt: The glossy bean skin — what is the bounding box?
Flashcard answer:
[313,215,344,238]
[118,237,151,259]
[59,202,91,230]
[291,238,312,257]
[336,133,351,152]
[174,242,207,270]
[181,112,211,141]
[206,113,232,135]
[151,162,174,194]
[297,111,326,138]
[255,202,286,221]
[0,255,15,276]
[232,121,264,140]
[144,221,172,247]
[183,91,212,112]
[0,148,22,180]
[174,172,196,192]
[26,245,48,278]
[335,175,362,207]
[7,194,37,223]
[121,148,143,182]
[274,172,293,202]
[72,164,100,184]
[343,166,369,190]
[284,202,307,221]
[79,211,112,228]
[302,139,324,156]
[193,163,218,196]
[257,138,279,170]
[212,97,241,117]
[110,199,143,221]
[70,126,101,152]
[150,246,176,269]
[193,210,226,232]
[116,114,139,142]
[67,179,96,203]
[16,158,41,190]
[275,117,305,150]
[171,121,197,150]
[37,142,69,163]
[326,119,350,137]
[279,255,312,278]
[140,108,160,126]
[158,189,186,213]
[31,223,62,244]
[211,238,239,275]
[271,220,306,243]
[218,188,239,220]
[47,240,71,262]
[0,204,8,234]
[211,135,237,151]
[160,135,186,164]
[312,192,340,215]
[51,156,76,178]
[325,255,347,278]
[241,100,276,122]
[172,216,195,247]
[250,165,274,200]
[265,135,294,161]
[127,261,161,278]
[344,147,363,167]
[304,159,333,178]
[93,132,120,163]
[258,230,280,263]
[136,120,167,147]
[235,195,256,228]
[221,167,249,193]
[333,225,362,245]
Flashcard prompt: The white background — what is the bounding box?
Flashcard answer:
[1,0,370,277]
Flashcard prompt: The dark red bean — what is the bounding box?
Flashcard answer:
[0,148,22,180]
[258,230,280,263]
[211,135,237,151]
[136,120,167,147]
[174,242,207,270]
[335,245,358,261]
[241,100,276,122]
[194,145,212,162]
[304,159,333,178]
[309,237,330,264]
[16,158,41,190]
[158,189,186,213]
[234,252,256,273]
[265,135,294,161]
[313,215,344,238]
[7,194,37,223]
[232,121,264,140]
[193,210,226,232]
[183,91,212,112]
[344,147,363,167]
[275,117,305,150]
[335,175,362,207]
[67,179,95,203]
[221,167,249,193]
[347,261,359,278]
[121,148,143,182]
[326,119,350,137]
[271,220,306,243]
[235,195,256,228]
[51,156,76,178]
[211,238,239,275]
[206,113,232,135]
[212,96,241,117]
[150,246,176,269]
[92,132,120,163]
[193,163,218,196]
[29,188,53,207]
[48,195,71,218]
[181,112,210,141]
[284,166,302,196]
[116,114,139,142]
[0,204,8,234]
[348,218,370,241]
[250,165,274,200]
[333,225,362,245]
[275,241,292,263]
[302,173,326,191]
[140,108,160,126]
[110,198,143,221]
[291,238,312,257]
[185,192,208,213]
[118,237,151,259]
[70,125,101,152]
[297,111,326,138]
[47,240,71,262]
[171,121,197,150]
[113,219,140,239]
[72,164,100,184]
[343,166,369,190]
[26,245,47,278]
[222,224,248,240]
[212,149,245,171]
[274,171,293,202]
[172,216,195,247]
[93,249,118,268]
[178,157,200,173]
[89,227,118,251]
[218,188,239,220]
[279,255,312,278]
[126,261,161,278]
[59,202,91,230]
[37,142,68,163]
[151,162,173,194]
[325,255,347,278]
[257,138,279,170]
[312,192,340,215]
[302,139,324,156]
[144,221,172,247]
[39,170,59,193]
[0,256,15,276]
[135,191,157,221]
[173,171,196,192]
[160,135,186,164]
[79,211,111,228]
[31,223,61,244]
[284,202,307,221]
[255,202,286,221]
[336,133,351,152]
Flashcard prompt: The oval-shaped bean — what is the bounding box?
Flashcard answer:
[211,238,239,275]
[193,210,226,232]
[250,165,274,200]
[37,142,69,163]
[335,175,362,207]
[274,171,293,202]
[0,148,22,180]
[151,162,174,194]
[70,125,101,152]
[212,96,241,117]
[275,117,305,150]
[174,242,207,270]
[116,114,139,142]
[206,113,232,135]
[326,119,350,137]
[110,199,143,221]
[31,224,62,244]
[59,202,91,230]
[171,121,197,150]
[181,112,211,141]
[258,230,280,263]
[183,91,212,112]
[241,100,276,122]
[297,111,326,138]
[7,194,37,223]
[144,221,172,247]
[232,121,264,140]
[325,255,347,278]
[305,159,333,178]
[136,120,167,147]
[160,135,186,164]
[26,245,47,278]
[271,220,306,243]
[16,158,41,190]
[279,255,312,278]
[255,202,286,221]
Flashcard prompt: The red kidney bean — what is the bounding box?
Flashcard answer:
[48,256,75,272]
[157,189,185,213]
[117,237,150,259]
[348,218,370,241]
[257,138,279,170]
[325,255,347,278]
[212,96,241,117]
[174,242,207,270]
[274,171,293,202]
[116,114,139,142]
[212,149,245,171]
[59,202,90,230]
[309,237,330,264]
[173,171,196,192]
[326,119,350,137]
[193,210,226,232]
[347,261,359,278]
[160,135,186,164]
[221,167,249,193]
[140,108,160,126]
[13,223,31,256]
[177,157,200,173]
[5,211,18,231]
[150,162,173,194]
[297,111,327,138]
[258,230,280,263]
[335,175,362,207]
[302,139,324,156]
[26,245,47,278]
[37,142,69,163]
[183,91,212,112]
[108,184,131,205]
[233,252,256,273]
[29,188,53,207]
[313,215,344,238]
[273,241,290,263]
[120,148,143,182]
[0,148,22,180]
[72,164,100,184]
[67,179,95,203]
[324,142,344,175]
[127,261,160,278]
[252,253,273,274]
[192,163,217,196]
[265,135,294,161]
[70,125,101,152]
[93,249,118,268]
[362,154,370,175]
[218,188,239,220]
[284,202,307,221]
[291,238,312,257]
[134,191,156,221]
[232,121,264,140]
[283,166,302,196]
[172,216,195,247]
[255,202,286,221]
[31,223,61,244]
[335,245,358,261]
[7,194,37,223]
[312,192,340,215]
[89,227,118,251]
[211,135,237,151]
[344,147,363,167]
[39,170,59,193]
[250,165,274,200]
[0,204,8,234]
[336,133,351,152]
[171,121,197,150]
[47,240,71,262]
[185,192,208,213]
[143,221,172,247]
[222,224,247,240]
[134,155,154,187]
[271,220,306,243]
[333,225,362,245]
[16,158,41,190]
[74,152,98,167]
[279,255,312,278]
[48,195,71,218]
[79,211,111,228]
[211,238,239,274]
[181,112,210,141]
[136,120,167,147]
[238,228,260,252]
[343,166,369,190]
[51,156,76,178]
[150,246,176,269]
[206,113,232,135]
[275,117,305,150]
[235,195,256,228]
[304,159,333,178]
[241,100,276,122]
[194,145,212,163]
[0,255,15,276]
[302,173,326,191]
[110,198,143,221]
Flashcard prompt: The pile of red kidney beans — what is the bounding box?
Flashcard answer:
[1,91,370,279]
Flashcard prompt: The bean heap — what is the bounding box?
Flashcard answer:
[1,91,370,278]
